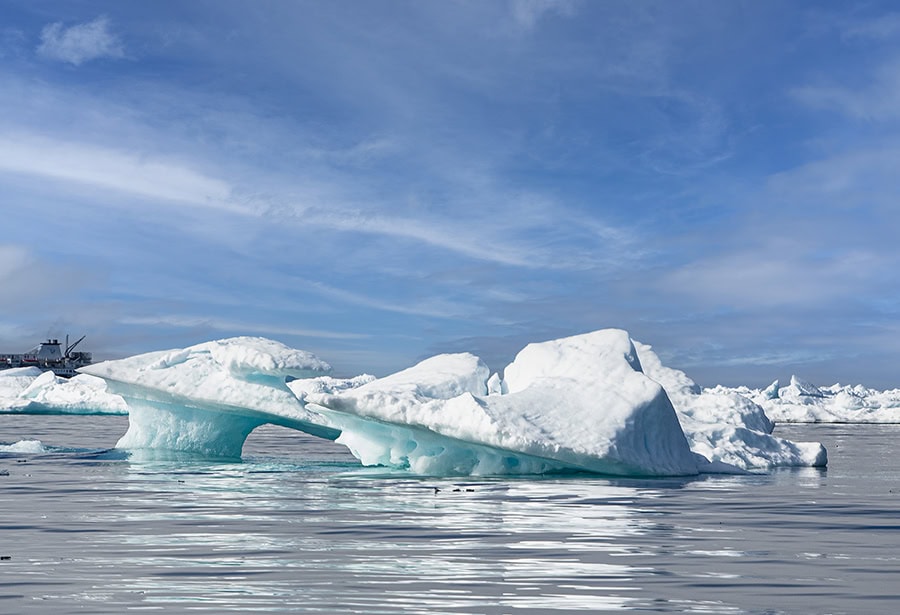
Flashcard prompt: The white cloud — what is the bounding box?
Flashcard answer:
[119,316,369,340]
[301,278,471,320]
[509,0,579,31]
[0,133,241,212]
[841,13,900,41]
[288,192,641,272]
[791,56,900,121]
[307,210,536,268]
[661,246,882,309]
[765,146,900,209]
[713,350,833,368]
[37,16,124,65]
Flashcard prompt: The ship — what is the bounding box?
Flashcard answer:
[0,335,93,378]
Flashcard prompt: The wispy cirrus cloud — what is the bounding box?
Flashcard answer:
[508,0,580,32]
[791,56,900,121]
[765,145,900,210]
[37,16,124,65]
[0,140,632,274]
[0,133,239,211]
[660,245,884,310]
[840,12,900,41]
[297,278,472,320]
[118,315,369,340]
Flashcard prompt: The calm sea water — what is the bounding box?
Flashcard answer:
[1,415,899,614]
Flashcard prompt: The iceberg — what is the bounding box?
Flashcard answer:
[307,330,699,476]
[0,368,127,415]
[0,439,48,454]
[76,330,828,476]
[633,343,826,470]
[737,376,900,423]
[79,337,339,457]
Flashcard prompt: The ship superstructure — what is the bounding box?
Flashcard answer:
[0,335,93,378]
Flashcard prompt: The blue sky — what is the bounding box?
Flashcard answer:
[1,1,899,387]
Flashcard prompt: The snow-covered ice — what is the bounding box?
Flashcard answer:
[732,376,900,423]
[307,330,700,476]
[633,343,826,471]
[0,368,126,414]
[0,438,48,454]
[79,337,339,457]
[7,330,834,475]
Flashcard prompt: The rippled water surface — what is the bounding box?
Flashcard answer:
[2,415,899,614]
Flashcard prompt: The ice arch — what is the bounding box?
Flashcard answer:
[80,337,339,458]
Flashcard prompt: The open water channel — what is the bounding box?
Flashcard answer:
[1,415,898,614]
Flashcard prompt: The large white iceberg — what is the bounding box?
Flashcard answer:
[74,330,828,476]
[307,330,699,476]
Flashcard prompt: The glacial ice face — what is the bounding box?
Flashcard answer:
[307,330,700,476]
[80,337,339,457]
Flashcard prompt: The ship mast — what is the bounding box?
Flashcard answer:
[65,335,86,358]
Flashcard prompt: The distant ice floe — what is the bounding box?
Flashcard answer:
[727,376,900,423]
[0,438,48,454]
[0,368,126,415]
[66,330,828,476]
[633,344,826,471]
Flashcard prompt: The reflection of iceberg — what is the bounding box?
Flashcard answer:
[80,329,826,476]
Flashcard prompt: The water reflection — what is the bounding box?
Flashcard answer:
[77,462,701,612]
[6,419,900,614]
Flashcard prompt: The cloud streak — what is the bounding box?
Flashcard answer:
[0,133,240,211]
[37,16,124,65]
[791,57,900,121]
[118,316,370,340]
